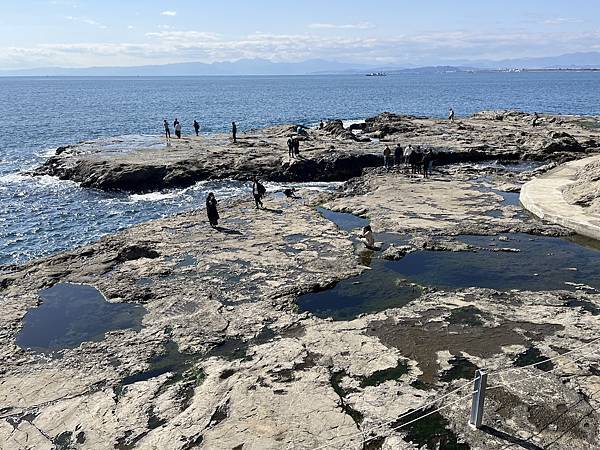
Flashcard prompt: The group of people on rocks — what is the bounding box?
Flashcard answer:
[383,143,434,178]
[163,118,192,139]
[162,119,238,141]
[201,109,460,227]
[287,136,301,159]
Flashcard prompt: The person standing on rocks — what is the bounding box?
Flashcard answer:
[394,144,404,167]
[383,146,392,169]
[206,192,219,227]
[287,137,295,159]
[422,149,433,178]
[294,138,300,157]
[252,176,266,209]
[175,121,182,139]
[448,108,455,122]
[163,120,171,139]
[193,120,200,136]
[232,122,237,143]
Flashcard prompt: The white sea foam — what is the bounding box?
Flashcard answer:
[129,191,182,202]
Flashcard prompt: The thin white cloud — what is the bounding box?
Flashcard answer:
[66,15,107,29]
[2,29,600,69]
[161,11,177,17]
[543,18,583,25]
[309,22,373,30]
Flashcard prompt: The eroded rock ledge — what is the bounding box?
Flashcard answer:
[30,111,600,193]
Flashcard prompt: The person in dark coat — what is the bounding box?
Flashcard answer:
[163,120,171,139]
[287,137,294,159]
[422,150,432,178]
[293,138,300,157]
[206,192,219,227]
[193,120,200,136]
[232,122,237,143]
[394,144,404,167]
[252,176,266,209]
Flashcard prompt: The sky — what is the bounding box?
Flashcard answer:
[1,0,600,69]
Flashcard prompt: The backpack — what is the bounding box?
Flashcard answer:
[257,182,266,196]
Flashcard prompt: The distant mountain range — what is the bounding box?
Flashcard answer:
[2,52,600,77]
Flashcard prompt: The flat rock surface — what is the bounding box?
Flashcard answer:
[2,158,600,449]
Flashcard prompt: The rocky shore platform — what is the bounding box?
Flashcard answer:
[31,111,600,193]
[3,158,600,449]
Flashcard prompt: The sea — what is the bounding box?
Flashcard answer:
[1,72,600,266]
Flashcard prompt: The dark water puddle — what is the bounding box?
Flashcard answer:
[392,407,470,450]
[439,356,479,382]
[486,209,503,218]
[297,260,421,320]
[492,189,521,207]
[300,230,600,319]
[136,277,154,286]
[447,306,486,327]
[308,203,600,321]
[208,327,277,361]
[514,347,554,372]
[360,359,409,388]
[17,283,145,352]
[118,341,202,391]
[176,255,197,268]
[317,207,369,231]
[563,298,600,315]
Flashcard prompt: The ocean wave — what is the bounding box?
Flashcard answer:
[0,173,79,189]
[129,191,182,202]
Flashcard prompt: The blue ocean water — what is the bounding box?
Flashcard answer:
[1,72,600,265]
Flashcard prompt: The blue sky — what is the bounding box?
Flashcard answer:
[1,0,600,69]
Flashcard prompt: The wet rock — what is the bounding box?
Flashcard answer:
[116,244,160,262]
[382,244,414,260]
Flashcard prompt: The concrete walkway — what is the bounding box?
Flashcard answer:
[520,155,600,240]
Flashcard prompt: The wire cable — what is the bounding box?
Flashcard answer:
[311,383,477,450]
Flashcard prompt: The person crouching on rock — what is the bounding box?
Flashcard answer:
[252,176,266,209]
[206,192,219,227]
[360,225,379,250]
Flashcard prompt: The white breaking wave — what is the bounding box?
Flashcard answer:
[129,191,182,202]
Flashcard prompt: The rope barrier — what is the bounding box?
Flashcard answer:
[311,382,476,450]
[487,348,599,391]
[488,336,600,376]
[311,336,600,449]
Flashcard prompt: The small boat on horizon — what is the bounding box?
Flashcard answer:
[366,72,387,77]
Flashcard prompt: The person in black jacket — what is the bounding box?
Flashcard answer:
[252,176,266,209]
[206,192,219,227]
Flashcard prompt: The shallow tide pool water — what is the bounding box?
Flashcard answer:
[299,209,600,320]
[16,283,145,352]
